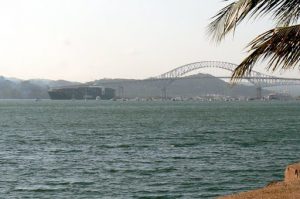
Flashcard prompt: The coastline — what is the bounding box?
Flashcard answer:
[219,163,300,199]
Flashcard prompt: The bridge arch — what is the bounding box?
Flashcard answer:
[155,61,266,85]
[157,61,237,78]
[153,61,300,88]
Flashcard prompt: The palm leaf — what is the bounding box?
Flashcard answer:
[208,0,261,42]
[209,0,300,41]
[231,24,300,81]
[253,0,300,26]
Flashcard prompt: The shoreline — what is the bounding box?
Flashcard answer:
[219,163,300,199]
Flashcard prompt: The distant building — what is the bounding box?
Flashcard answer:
[267,93,293,101]
[48,85,115,100]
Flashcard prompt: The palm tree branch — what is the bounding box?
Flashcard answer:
[253,0,300,26]
[208,0,261,42]
[209,0,300,41]
[231,24,300,81]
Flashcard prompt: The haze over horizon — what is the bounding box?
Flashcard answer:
[0,0,299,82]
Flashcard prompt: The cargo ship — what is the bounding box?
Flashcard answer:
[48,85,115,100]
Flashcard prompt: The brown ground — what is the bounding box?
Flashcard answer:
[218,181,300,199]
[219,162,300,199]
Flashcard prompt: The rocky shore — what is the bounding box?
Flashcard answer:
[219,163,300,199]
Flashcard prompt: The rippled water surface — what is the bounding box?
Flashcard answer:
[1,100,300,198]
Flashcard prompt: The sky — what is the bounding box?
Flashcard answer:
[0,0,297,82]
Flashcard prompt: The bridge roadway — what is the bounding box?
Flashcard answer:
[91,76,300,86]
[92,76,300,100]
[92,61,300,88]
[151,61,300,99]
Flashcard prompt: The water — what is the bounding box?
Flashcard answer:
[1,100,300,198]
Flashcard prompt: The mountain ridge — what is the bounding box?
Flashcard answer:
[0,73,294,99]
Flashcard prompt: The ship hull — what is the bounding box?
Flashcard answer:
[48,86,115,100]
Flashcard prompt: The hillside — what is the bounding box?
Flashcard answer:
[0,74,277,99]
[93,74,270,98]
[0,76,80,99]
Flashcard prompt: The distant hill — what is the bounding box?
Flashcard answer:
[93,74,271,98]
[28,79,81,88]
[0,76,80,99]
[0,73,295,99]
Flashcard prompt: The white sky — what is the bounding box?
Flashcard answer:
[0,0,298,82]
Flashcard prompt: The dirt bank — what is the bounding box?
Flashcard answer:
[219,163,300,199]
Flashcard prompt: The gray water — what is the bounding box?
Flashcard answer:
[1,100,300,198]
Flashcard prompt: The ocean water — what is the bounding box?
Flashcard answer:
[1,100,300,198]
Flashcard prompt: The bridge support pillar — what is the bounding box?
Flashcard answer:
[256,86,262,99]
[161,87,167,100]
[118,86,124,99]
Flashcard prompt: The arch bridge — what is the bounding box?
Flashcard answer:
[151,61,300,99]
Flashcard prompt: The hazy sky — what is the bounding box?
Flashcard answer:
[0,0,297,82]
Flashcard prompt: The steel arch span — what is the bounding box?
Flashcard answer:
[153,61,300,88]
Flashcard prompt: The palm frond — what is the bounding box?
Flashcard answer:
[208,0,300,41]
[253,0,300,26]
[207,0,261,42]
[231,24,300,81]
